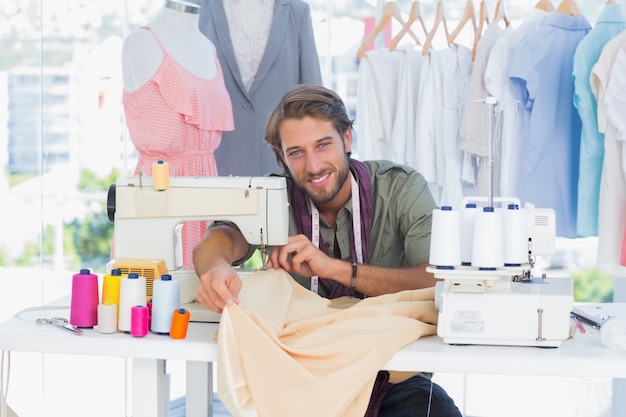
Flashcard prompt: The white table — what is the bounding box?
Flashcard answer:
[0,306,218,417]
[1,303,625,417]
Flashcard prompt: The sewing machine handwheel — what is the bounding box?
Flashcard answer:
[107,184,116,223]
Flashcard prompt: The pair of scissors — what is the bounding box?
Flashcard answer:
[36,317,84,335]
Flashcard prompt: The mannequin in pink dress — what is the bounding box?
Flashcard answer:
[122,0,234,268]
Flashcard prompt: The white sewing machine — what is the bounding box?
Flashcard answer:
[431,200,574,348]
[106,175,289,322]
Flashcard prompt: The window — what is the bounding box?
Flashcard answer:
[0,1,617,416]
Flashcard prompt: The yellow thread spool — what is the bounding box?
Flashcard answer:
[152,160,170,191]
[102,268,123,324]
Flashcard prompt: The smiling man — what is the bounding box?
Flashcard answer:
[193,84,461,417]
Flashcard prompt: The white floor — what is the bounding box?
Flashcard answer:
[0,268,615,417]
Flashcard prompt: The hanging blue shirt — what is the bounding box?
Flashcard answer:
[510,12,591,238]
[573,4,626,237]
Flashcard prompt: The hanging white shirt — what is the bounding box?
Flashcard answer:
[356,49,403,161]
[440,44,474,208]
[591,31,626,278]
[414,48,446,203]
[391,46,424,165]
[459,22,506,198]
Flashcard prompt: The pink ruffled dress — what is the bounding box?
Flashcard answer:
[123,27,234,267]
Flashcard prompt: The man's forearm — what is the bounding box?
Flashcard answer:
[331,261,437,297]
[192,225,250,275]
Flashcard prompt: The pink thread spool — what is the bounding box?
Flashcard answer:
[131,305,149,337]
[70,268,99,328]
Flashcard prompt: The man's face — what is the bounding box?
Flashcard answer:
[279,116,352,207]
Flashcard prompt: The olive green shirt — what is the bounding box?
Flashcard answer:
[232,160,435,297]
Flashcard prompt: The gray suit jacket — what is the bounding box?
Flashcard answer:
[198,0,323,176]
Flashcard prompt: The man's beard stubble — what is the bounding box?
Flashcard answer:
[301,157,350,207]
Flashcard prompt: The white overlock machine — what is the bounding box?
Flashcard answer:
[430,196,573,348]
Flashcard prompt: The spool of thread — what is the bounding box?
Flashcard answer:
[460,203,478,266]
[471,207,504,270]
[102,268,123,324]
[601,318,626,349]
[69,269,99,328]
[96,304,118,334]
[151,274,180,334]
[152,160,169,191]
[170,308,191,340]
[131,305,149,337]
[147,299,153,329]
[118,273,147,332]
[429,206,461,269]
[503,204,528,267]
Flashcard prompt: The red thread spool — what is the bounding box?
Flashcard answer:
[147,299,153,329]
[170,308,190,339]
[131,305,149,337]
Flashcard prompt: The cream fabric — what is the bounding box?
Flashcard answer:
[216,269,438,417]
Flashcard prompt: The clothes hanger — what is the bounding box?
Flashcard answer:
[556,0,581,16]
[389,1,428,51]
[446,0,476,45]
[492,0,510,27]
[471,0,489,60]
[357,2,421,59]
[421,0,449,55]
[534,0,555,11]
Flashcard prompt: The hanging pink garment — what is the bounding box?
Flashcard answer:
[123,27,234,267]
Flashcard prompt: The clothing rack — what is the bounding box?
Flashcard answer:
[357,0,591,64]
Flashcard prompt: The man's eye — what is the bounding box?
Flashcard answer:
[288,150,302,158]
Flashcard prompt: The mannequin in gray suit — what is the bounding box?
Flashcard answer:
[197,0,323,176]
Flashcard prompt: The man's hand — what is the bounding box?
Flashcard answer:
[267,234,344,280]
[193,224,250,313]
[196,260,242,313]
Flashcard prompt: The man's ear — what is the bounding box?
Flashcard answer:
[344,127,353,154]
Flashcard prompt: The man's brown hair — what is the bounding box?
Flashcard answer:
[264,84,354,170]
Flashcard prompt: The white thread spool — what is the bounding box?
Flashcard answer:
[460,203,478,266]
[118,273,147,332]
[471,207,504,270]
[151,274,180,334]
[429,206,461,269]
[96,304,118,334]
[503,204,528,266]
[601,318,626,350]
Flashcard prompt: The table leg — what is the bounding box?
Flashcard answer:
[186,361,213,417]
[132,358,168,417]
